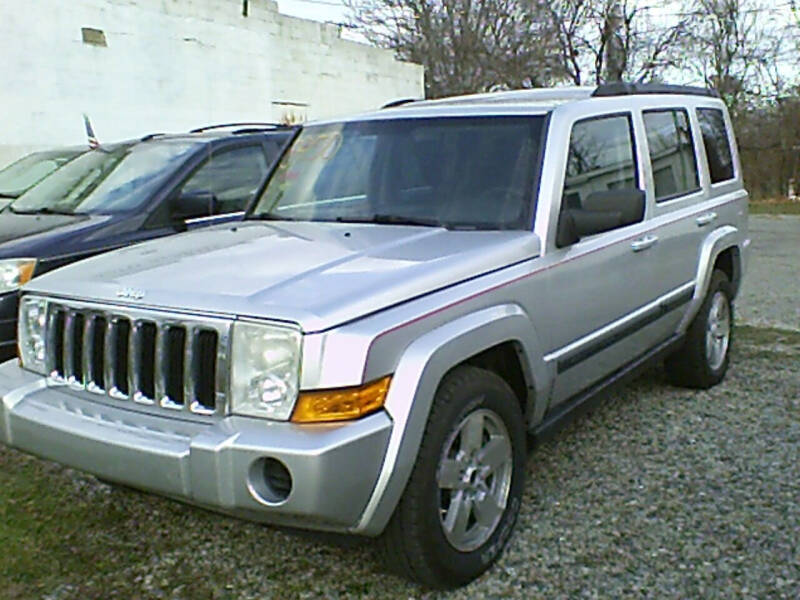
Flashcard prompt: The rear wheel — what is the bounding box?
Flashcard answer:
[666,269,734,389]
[377,365,526,588]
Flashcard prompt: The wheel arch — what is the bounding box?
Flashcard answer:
[353,303,549,536]
[680,226,743,332]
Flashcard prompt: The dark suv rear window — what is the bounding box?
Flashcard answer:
[643,109,700,201]
[697,108,735,183]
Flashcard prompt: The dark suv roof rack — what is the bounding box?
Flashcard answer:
[140,133,165,141]
[189,122,286,133]
[592,83,720,99]
[381,98,421,109]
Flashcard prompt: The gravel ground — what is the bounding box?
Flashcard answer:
[2,213,797,598]
[737,215,800,331]
[2,326,798,599]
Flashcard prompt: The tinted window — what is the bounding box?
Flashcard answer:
[643,109,700,201]
[0,150,81,197]
[10,142,199,215]
[697,108,735,183]
[253,117,545,230]
[563,115,638,211]
[181,145,269,213]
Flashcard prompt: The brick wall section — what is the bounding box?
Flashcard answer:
[0,0,424,166]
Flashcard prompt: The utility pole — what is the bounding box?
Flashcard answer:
[603,0,625,83]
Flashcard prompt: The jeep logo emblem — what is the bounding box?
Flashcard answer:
[116,288,145,300]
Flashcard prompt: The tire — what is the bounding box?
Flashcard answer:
[665,269,734,389]
[377,365,526,589]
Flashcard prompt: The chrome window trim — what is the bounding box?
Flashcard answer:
[185,211,245,225]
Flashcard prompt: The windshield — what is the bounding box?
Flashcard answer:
[251,116,545,230]
[0,150,81,198]
[10,141,200,215]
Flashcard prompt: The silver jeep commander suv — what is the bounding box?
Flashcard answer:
[1,83,749,588]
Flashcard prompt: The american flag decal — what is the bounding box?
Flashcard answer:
[83,114,100,149]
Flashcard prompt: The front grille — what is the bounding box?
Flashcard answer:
[45,300,230,417]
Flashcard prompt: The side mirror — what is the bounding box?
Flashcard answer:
[171,190,218,223]
[556,189,645,247]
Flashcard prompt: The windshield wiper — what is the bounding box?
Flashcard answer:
[334,214,443,228]
[9,207,81,216]
[0,193,18,199]
[248,212,299,222]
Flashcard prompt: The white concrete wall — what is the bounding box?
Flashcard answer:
[0,0,424,167]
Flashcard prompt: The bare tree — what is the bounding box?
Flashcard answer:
[682,0,785,111]
[345,0,562,98]
[544,0,690,86]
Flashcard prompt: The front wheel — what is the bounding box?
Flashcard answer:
[377,365,526,588]
[665,269,734,389]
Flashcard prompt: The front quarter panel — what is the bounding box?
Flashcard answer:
[353,303,548,535]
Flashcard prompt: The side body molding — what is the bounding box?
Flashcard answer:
[353,303,549,535]
[680,225,741,332]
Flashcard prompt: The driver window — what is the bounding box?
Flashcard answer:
[563,115,638,214]
[180,145,269,215]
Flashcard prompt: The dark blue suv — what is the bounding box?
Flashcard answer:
[0,124,296,359]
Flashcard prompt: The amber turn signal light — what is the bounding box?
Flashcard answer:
[291,376,392,423]
[17,261,36,287]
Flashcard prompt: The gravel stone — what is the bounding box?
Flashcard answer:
[2,214,798,598]
[2,329,797,599]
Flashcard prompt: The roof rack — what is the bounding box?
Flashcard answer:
[592,83,720,98]
[189,122,286,133]
[140,133,165,141]
[381,98,421,109]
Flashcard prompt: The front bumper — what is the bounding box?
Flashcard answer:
[0,361,392,532]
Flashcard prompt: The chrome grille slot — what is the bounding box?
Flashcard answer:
[194,329,218,413]
[84,315,106,393]
[66,311,85,386]
[43,300,230,417]
[109,318,130,397]
[161,326,186,410]
[133,321,157,403]
[48,308,66,377]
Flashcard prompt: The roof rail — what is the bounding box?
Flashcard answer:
[189,122,285,133]
[381,98,421,109]
[592,83,720,99]
[140,133,165,141]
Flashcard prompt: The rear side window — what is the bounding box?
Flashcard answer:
[697,108,735,183]
[563,114,638,211]
[643,109,700,201]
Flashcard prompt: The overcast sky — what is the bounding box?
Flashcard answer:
[277,0,348,24]
[276,0,798,84]
[276,0,797,28]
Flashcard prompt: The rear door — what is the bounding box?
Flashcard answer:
[638,105,708,338]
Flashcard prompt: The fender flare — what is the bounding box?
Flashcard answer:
[352,303,549,536]
[680,225,741,331]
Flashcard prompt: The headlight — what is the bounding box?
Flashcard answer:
[0,258,37,294]
[18,296,47,374]
[230,321,302,420]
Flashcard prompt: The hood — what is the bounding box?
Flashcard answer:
[27,221,541,332]
[0,210,94,245]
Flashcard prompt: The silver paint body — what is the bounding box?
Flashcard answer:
[0,89,749,535]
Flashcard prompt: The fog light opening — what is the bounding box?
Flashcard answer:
[248,457,293,505]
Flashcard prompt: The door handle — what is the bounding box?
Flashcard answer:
[631,235,658,252]
[696,212,717,227]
